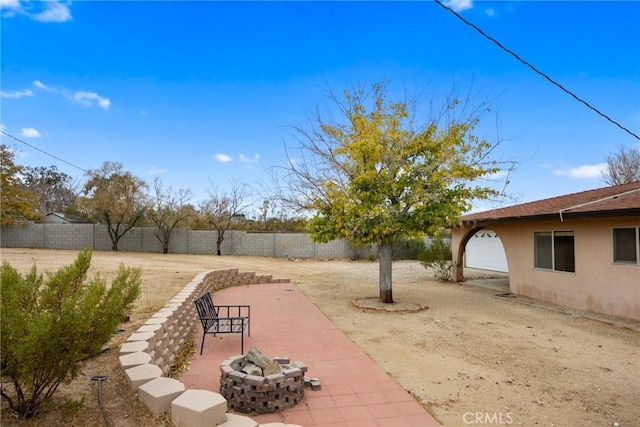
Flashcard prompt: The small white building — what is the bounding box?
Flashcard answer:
[41,213,85,224]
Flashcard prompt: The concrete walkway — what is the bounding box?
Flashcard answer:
[179,282,441,427]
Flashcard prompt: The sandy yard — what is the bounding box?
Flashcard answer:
[1,248,638,427]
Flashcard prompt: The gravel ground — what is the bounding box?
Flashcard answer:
[1,248,638,427]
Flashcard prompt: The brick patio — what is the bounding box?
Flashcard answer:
[179,282,441,427]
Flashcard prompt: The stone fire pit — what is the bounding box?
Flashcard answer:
[219,346,307,414]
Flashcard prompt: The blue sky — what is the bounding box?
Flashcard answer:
[1,0,639,214]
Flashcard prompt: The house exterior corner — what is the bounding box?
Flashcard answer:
[452,182,640,321]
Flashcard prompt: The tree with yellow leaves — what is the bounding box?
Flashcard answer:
[282,81,512,303]
[0,144,40,225]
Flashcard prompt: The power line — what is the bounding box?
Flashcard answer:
[434,0,640,141]
[1,130,89,173]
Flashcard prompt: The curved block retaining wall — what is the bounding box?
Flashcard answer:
[119,269,296,427]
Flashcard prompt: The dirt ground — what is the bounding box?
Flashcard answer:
[1,248,638,427]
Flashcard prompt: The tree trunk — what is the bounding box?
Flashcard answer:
[378,242,393,303]
[216,230,223,256]
[161,231,170,254]
[105,218,118,251]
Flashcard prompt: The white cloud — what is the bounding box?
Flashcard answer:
[482,169,508,180]
[0,0,21,11]
[215,153,233,163]
[148,166,164,175]
[443,0,473,12]
[1,0,72,22]
[31,1,72,23]
[33,80,112,110]
[33,80,53,92]
[20,127,41,138]
[485,8,496,17]
[74,91,111,109]
[239,153,260,163]
[554,163,607,179]
[0,88,33,98]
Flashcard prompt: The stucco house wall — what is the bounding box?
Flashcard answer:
[452,182,640,321]
[481,217,639,320]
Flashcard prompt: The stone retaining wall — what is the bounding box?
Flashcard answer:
[118,269,296,427]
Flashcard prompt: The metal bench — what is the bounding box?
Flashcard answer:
[193,292,251,355]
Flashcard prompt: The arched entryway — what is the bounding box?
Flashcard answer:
[466,229,508,272]
[451,225,510,292]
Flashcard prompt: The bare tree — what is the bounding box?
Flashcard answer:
[21,165,80,216]
[147,177,194,254]
[602,145,640,185]
[199,180,251,255]
[249,199,307,232]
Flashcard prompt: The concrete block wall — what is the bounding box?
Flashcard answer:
[1,222,44,247]
[274,234,314,258]
[118,269,296,427]
[229,232,354,259]
[40,224,94,249]
[167,228,189,254]
[1,222,360,259]
[310,238,354,259]
[230,232,277,257]
[183,230,218,255]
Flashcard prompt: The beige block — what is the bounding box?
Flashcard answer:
[136,324,162,333]
[137,377,185,415]
[119,351,151,369]
[258,424,304,427]
[120,341,149,354]
[171,389,227,427]
[127,331,155,342]
[124,363,162,391]
[217,413,258,426]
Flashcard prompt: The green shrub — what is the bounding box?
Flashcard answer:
[349,237,426,261]
[348,242,376,261]
[392,237,427,260]
[419,236,453,281]
[0,248,141,418]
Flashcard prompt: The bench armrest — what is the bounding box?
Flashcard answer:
[215,304,250,309]
[215,305,250,318]
[198,315,249,320]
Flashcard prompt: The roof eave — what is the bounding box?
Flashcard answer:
[460,208,640,225]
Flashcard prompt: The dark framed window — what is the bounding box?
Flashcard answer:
[534,231,575,272]
[613,227,639,264]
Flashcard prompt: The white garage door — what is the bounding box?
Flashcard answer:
[465,230,508,273]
